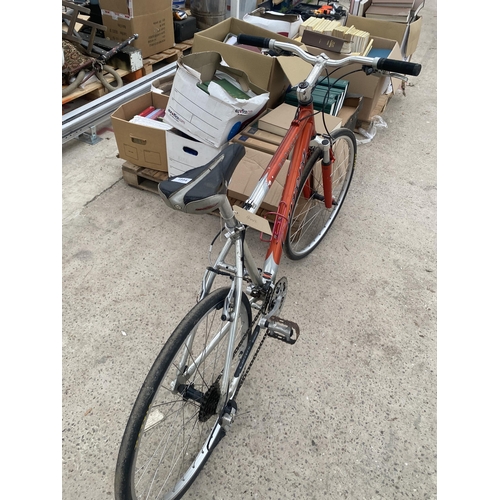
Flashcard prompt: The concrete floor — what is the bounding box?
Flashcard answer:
[62,2,437,498]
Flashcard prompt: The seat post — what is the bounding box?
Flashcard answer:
[219,196,238,229]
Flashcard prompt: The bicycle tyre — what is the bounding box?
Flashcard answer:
[284,127,357,260]
[115,287,252,500]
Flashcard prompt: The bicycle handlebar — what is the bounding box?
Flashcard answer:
[236,34,421,77]
[375,57,421,76]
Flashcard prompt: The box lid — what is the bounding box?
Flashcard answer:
[99,0,166,17]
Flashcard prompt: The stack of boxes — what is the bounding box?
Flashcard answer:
[99,0,175,58]
[111,7,424,211]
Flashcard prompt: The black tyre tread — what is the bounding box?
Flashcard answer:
[115,287,251,500]
[284,127,356,260]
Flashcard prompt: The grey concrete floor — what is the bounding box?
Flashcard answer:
[62,2,437,499]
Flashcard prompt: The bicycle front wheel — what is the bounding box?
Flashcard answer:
[285,127,356,259]
[115,287,252,500]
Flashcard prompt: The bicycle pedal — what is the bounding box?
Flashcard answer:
[266,316,300,345]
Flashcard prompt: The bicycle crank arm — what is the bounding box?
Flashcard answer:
[265,316,300,344]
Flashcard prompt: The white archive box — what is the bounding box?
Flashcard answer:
[164,51,270,148]
[166,128,226,177]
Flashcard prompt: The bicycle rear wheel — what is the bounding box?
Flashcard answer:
[115,287,252,500]
[285,128,356,260]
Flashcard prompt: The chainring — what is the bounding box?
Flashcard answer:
[267,277,288,317]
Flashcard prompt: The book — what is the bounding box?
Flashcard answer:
[301,28,371,56]
[232,134,280,155]
[371,0,414,6]
[258,103,342,137]
[240,125,284,146]
[196,76,252,100]
[366,47,392,58]
[365,5,412,22]
[285,79,350,116]
[358,0,372,16]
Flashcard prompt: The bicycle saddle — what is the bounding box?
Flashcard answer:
[158,143,245,214]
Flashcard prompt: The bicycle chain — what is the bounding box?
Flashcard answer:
[233,292,271,400]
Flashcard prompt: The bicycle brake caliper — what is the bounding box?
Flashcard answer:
[221,287,235,321]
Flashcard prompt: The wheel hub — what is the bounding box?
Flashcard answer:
[199,381,221,422]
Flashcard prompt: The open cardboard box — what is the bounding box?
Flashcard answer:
[293,35,402,122]
[345,14,422,59]
[242,10,303,38]
[111,92,171,171]
[164,51,270,148]
[192,18,306,107]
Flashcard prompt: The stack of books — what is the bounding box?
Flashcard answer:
[297,19,372,56]
[364,0,415,23]
[231,104,343,155]
[285,79,350,117]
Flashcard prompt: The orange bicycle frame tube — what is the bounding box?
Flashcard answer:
[256,103,330,278]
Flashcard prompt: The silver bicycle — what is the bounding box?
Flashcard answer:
[114,34,421,500]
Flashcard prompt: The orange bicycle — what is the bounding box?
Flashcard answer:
[115,34,421,500]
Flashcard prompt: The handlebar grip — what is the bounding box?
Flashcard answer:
[376,58,422,76]
[236,34,271,49]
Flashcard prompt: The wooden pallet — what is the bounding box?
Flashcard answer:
[121,161,275,221]
[141,39,193,75]
[62,68,131,105]
[122,162,168,194]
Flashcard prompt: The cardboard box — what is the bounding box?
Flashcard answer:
[337,96,363,131]
[151,75,174,94]
[257,103,342,137]
[242,10,303,39]
[99,0,166,17]
[228,148,289,212]
[345,14,423,59]
[166,129,225,177]
[111,92,171,171]
[303,36,401,121]
[192,17,305,107]
[101,6,175,58]
[164,51,270,148]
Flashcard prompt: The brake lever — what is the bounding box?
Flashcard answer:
[362,66,408,82]
[386,72,408,82]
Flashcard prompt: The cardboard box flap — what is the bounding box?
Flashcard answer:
[276,55,311,88]
[179,52,258,94]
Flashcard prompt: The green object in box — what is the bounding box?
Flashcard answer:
[196,76,251,100]
[285,78,349,116]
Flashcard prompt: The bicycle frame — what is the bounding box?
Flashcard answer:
[175,101,335,409]
[169,53,356,412]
